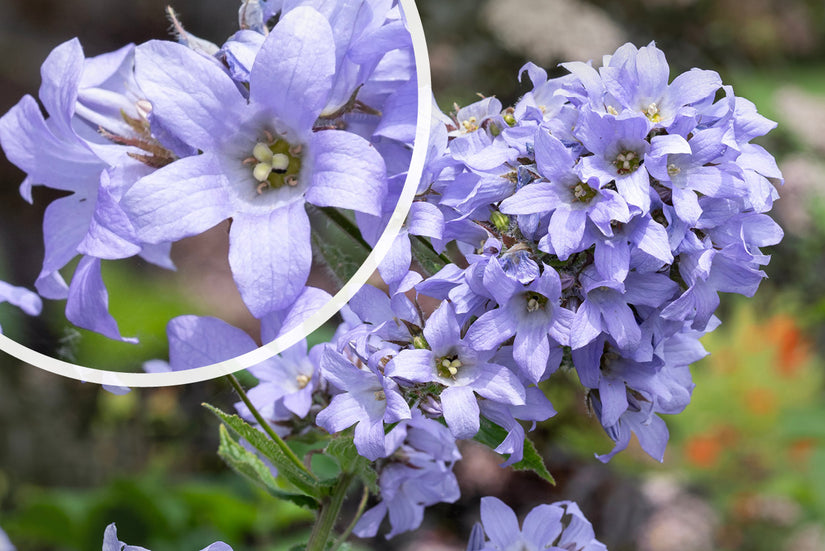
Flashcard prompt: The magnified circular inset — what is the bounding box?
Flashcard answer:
[0,0,431,387]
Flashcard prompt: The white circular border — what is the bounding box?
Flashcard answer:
[0,0,432,387]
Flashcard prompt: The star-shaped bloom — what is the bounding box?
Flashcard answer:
[387,301,526,439]
[499,130,630,260]
[466,258,572,383]
[122,7,387,318]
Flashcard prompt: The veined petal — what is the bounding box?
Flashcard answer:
[499,182,560,215]
[598,376,628,427]
[250,6,335,132]
[522,504,564,547]
[167,315,257,370]
[40,193,95,275]
[422,301,461,355]
[385,349,434,382]
[123,153,232,244]
[534,130,575,182]
[65,256,136,343]
[441,385,480,439]
[77,174,141,260]
[513,319,551,383]
[39,38,84,139]
[228,201,312,318]
[480,497,521,550]
[354,419,388,461]
[135,40,244,152]
[0,95,101,192]
[465,308,516,351]
[316,393,363,433]
[305,130,387,215]
[474,361,527,405]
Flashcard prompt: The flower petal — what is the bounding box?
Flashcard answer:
[250,6,335,132]
[135,40,244,151]
[440,385,479,439]
[123,153,232,244]
[228,201,312,318]
[305,129,387,215]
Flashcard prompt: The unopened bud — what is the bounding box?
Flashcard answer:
[413,335,429,350]
[490,211,510,232]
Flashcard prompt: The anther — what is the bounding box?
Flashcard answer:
[253,163,272,182]
[253,142,273,162]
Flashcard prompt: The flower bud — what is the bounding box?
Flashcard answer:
[490,210,510,232]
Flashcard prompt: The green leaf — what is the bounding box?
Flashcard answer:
[308,206,370,285]
[217,425,319,510]
[474,417,555,485]
[325,436,379,494]
[410,235,448,277]
[204,404,321,498]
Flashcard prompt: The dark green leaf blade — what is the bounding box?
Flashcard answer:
[204,404,320,498]
[474,417,555,485]
[217,425,319,509]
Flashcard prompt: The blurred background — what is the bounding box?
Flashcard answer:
[2,0,825,549]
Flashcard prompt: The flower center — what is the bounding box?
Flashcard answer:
[436,354,463,379]
[243,131,303,194]
[525,291,548,312]
[667,163,681,177]
[296,374,311,389]
[571,181,597,203]
[462,115,479,133]
[644,102,662,122]
[374,390,386,401]
[613,150,640,175]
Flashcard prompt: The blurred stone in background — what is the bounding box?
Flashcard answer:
[482,0,627,65]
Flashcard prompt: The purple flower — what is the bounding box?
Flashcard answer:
[122,7,387,318]
[316,346,411,460]
[599,42,722,132]
[499,130,630,260]
[353,411,461,539]
[0,525,15,551]
[571,266,679,351]
[0,281,42,333]
[474,497,607,551]
[0,39,173,340]
[466,258,572,383]
[102,523,231,551]
[645,128,744,226]
[387,302,526,439]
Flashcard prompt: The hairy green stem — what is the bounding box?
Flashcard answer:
[331,484,369,551]
[225,373,317,480]
[307,472,355,551]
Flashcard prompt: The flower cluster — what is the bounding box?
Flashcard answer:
[0,0,413,337]
[183,41,782,539]
[1,4,783,544]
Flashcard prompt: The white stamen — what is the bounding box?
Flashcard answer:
[253,163,272,182]
[253,142,273,163]
[270,153,290,171]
